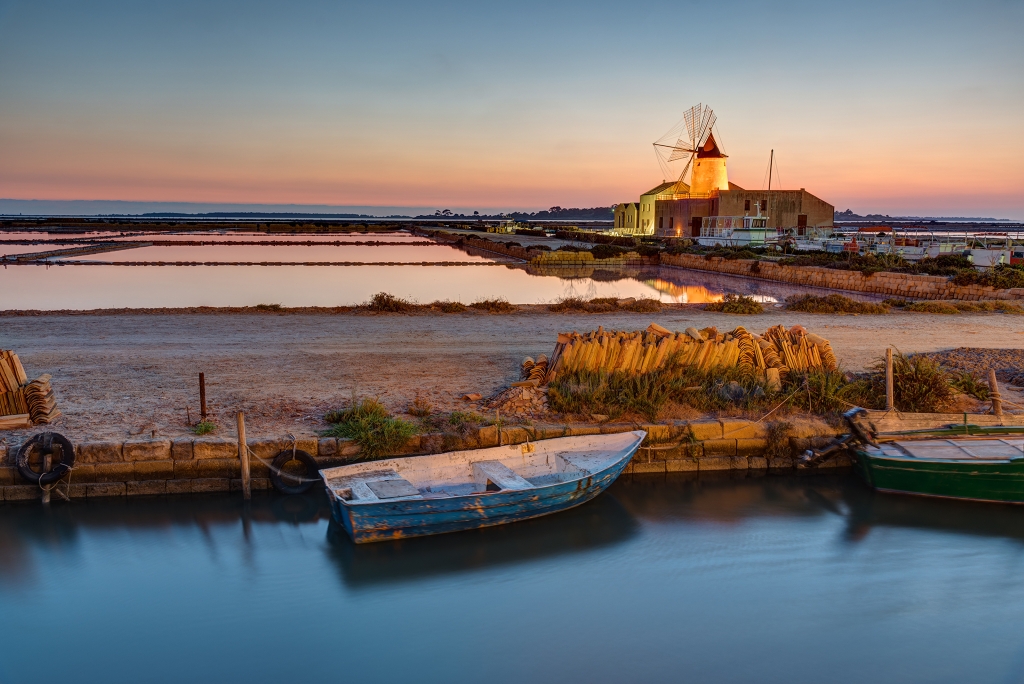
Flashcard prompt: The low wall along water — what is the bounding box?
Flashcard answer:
[0,419,847,502]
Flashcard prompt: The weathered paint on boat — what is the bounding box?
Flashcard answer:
[321,431,644,543]
[853,437,1024,504]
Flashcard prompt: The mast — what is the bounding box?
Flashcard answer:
[767,149,773,228]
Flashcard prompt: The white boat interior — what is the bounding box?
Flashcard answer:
[871,438,1024,462]
[320,431,645,504]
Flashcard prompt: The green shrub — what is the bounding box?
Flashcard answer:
[323,398,417,460]
[591,244,628,260]
[255,303,282,311]
[950,371,990,400]
[704,294,764,314]
[191,420,216,435]
[953,264,1024,290]
[785,294,889,314]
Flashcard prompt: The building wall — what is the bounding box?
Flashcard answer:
[690,158,729,194]
[613,203,640,233]
[637,193,659,235]
[718,189,833,230]
[654,198,718,238]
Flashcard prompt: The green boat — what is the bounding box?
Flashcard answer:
[802,409,1024,504]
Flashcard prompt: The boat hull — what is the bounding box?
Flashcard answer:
[853,450,1024,504]
[328,453,633,543]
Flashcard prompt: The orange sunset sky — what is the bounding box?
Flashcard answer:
[1,0,1022,218]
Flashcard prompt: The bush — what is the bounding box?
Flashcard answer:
[953,264,1024,290]
[366,292,415,313]
[785,294,889,314]
[591,244,627,260]
[430,300,467,313]
[704,294,764,314]
[407,392,433,417]
[549,296,590,312]
[470,298,518,313]
[622,297,661,313]
[841,351,955,412]
[255,303,282,311]
[323,398,417,460]
[904,301,960,314]
[950,371,990,400]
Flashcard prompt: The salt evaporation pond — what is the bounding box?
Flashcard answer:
[4,473,1024,684]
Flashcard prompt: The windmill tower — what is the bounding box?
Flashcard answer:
[653,104,729,195]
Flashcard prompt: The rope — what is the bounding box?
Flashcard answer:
[243,438,322,484]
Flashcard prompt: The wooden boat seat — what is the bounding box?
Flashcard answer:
[472,460,533,491]
[327,469,424,502]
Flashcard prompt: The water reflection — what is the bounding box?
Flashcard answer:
[325,493,638,588]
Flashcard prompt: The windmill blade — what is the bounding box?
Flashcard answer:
[696,107,717,147]
[677,155,694,187]
[667,140,696,162]
[683,104,702,146]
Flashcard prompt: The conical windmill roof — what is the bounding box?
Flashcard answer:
[696,132,726,159]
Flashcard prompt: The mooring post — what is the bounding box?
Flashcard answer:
[41,450,51,505]
[237,411,251,500]
[199,373,207,421]
[885,348,894,411]
[989,369,1003,417]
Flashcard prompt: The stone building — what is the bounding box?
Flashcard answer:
[615,129,834,238]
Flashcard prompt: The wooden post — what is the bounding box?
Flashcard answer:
[199,373,207,421]
[885,348,894,411]
[237,411,250,500]
[989,369,1004,417]
[41,450,51,505]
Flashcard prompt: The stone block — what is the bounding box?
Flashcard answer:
[86,483,126,498]
[686,420,722,441]
[230,478,243,492]
[165,479,193,495]
[4,485,40,501]
[133,460,175,480]
[502,427,532,444]
[91,462,136,482]
[702,439,737,458]
[536,425,570,439]
[78,441,124,463]
[0,444,8,466]
[68,464,96,482]
[252,477,272,491]
[250,460,271,479]
[748,456,768,470]
[127,480,167,496]
[641,424,671,442]
[317,438,338,457]
[191,478,231,493]
[173,460,200,479]
[768,455,796,469]
[195,459,239,479]
[665,458,698,472]
[698,456,735,471]
[0,467,17,485]
[296,437,318,456]
[250,437,289,461]
[629,460,666,474]
[123,438,172,461]
[193,437,237,460]
[566,426,602,437]
[720,420,767,439]
[736,438,768,457]
[67,483,89,499]
[599,423,631,435]
[171,438,194,460]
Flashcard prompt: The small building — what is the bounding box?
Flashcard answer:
[612,202,639,233]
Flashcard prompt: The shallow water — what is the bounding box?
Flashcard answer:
[3,472,1024,684]
[0,262,849,309]
[62,243,492,263]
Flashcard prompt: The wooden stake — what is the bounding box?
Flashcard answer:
[199,373,207,421]
[237,411,250,500]
[885,348,894,411]
[989,369,1003,417]
[41,449,51,505]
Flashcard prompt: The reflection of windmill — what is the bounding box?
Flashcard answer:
[653,104,728,195]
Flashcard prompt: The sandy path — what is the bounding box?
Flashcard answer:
[2,309,1023,441]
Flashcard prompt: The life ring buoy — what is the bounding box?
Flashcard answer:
[17,432,76,486]
[269,449,319,495]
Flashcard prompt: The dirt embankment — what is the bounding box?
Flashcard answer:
[1,310,1022,442]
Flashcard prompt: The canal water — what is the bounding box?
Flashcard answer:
[3,472,1024,684]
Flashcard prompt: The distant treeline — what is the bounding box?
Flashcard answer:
[834,209,1008,222]
[416,206,614,221]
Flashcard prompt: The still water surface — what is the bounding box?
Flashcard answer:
[3,473,1024,684]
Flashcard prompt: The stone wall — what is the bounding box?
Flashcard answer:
[661,253,1024,301]
[0,419,846,502]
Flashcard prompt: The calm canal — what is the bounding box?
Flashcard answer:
[3,472,1024,683]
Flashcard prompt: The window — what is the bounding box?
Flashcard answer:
[669,217,674,230]
[659,216,663,230]
[760,200,767,211]
[744,199,751,211]
[797,214,808,236]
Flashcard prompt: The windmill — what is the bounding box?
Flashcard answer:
[652,104,727,195]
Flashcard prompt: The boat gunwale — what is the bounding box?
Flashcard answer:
[321,431,646,510]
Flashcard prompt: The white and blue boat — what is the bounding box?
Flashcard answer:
[320,431,645,543]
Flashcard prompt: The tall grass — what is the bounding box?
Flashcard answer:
[323,398,417,460]
[704,294,764,314]
[786,294,889,314]
[365,292,415,313]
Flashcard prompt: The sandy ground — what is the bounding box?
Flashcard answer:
[2,309,1024,442]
